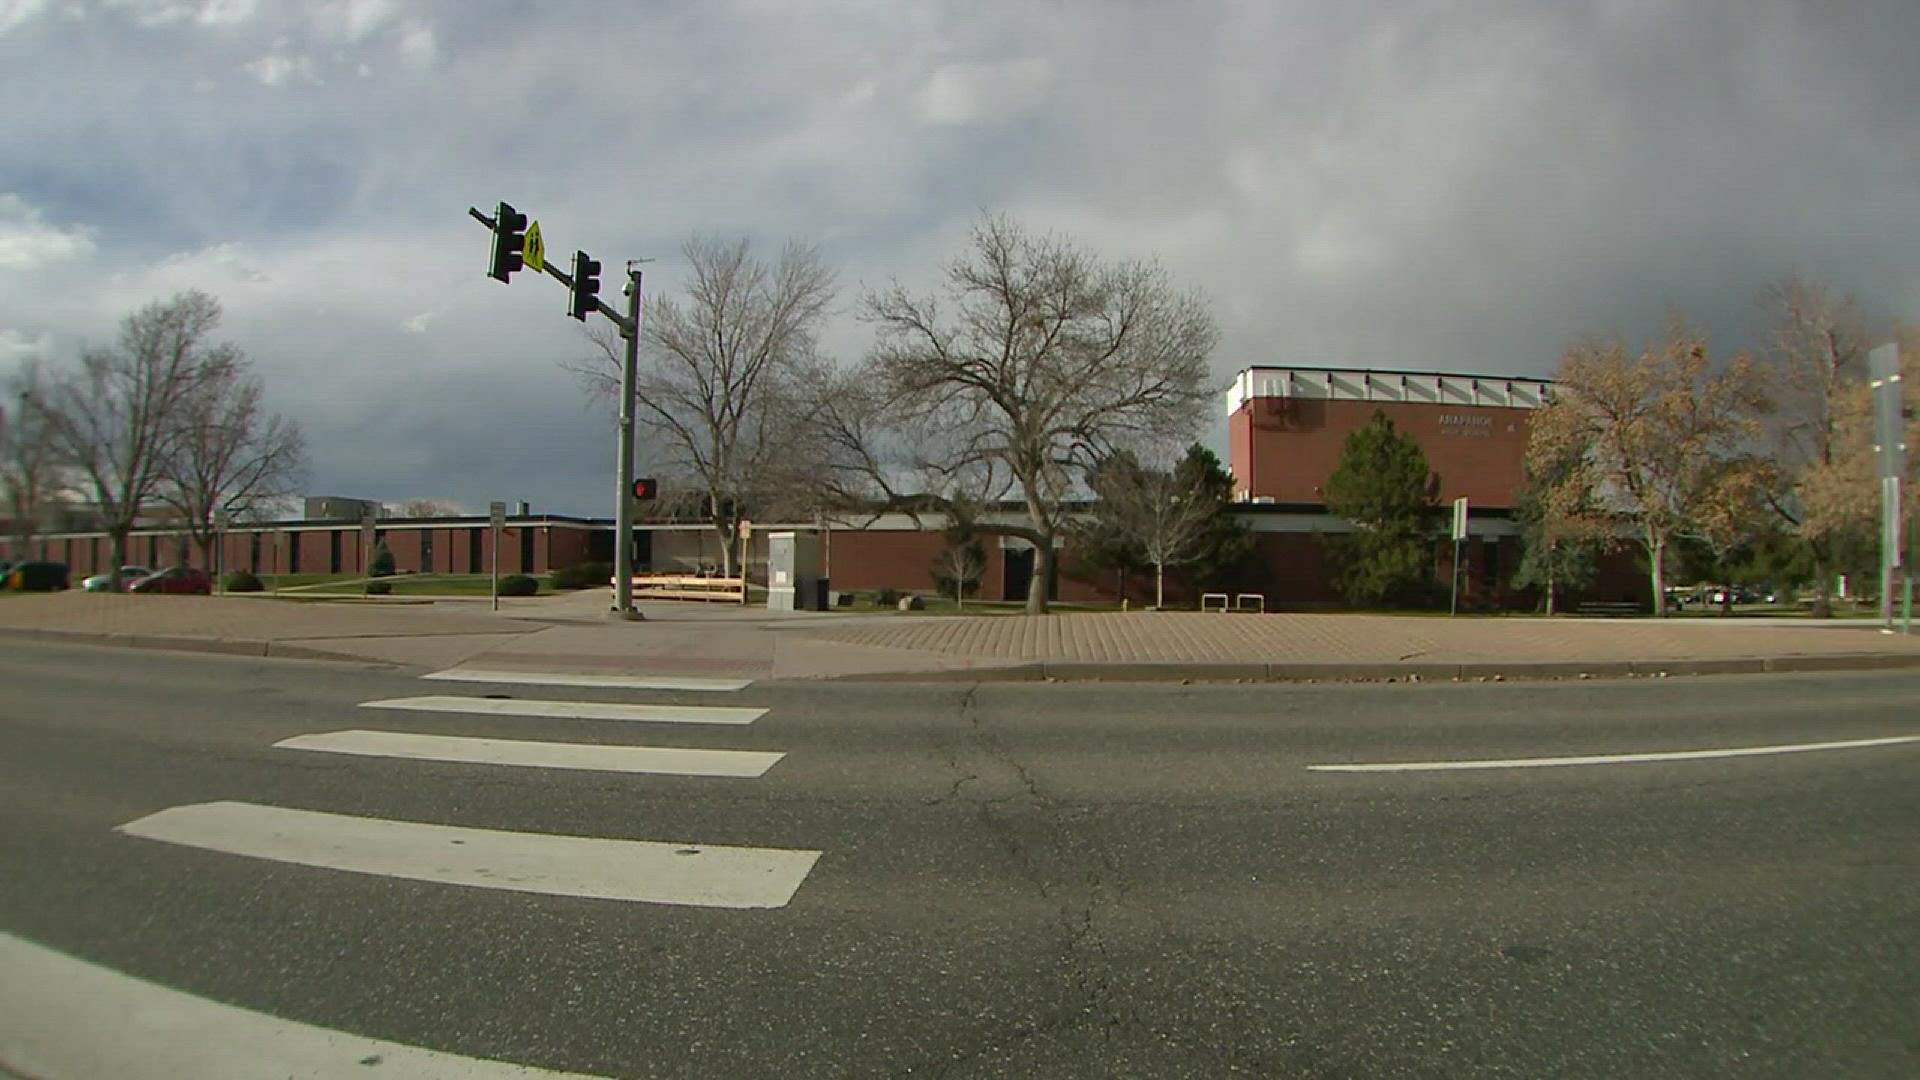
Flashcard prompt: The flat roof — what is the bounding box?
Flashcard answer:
[1236,363,1554,384]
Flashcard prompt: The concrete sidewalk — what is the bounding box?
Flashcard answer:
[3,591,1918,682]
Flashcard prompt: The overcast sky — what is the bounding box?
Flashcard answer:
[3,0,1917,516]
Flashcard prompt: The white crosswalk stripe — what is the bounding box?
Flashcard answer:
[1,932,607,1078]
[118,801,823,909]
[423,667,753,692]
[360,694,766,725]
[277,729,784,777]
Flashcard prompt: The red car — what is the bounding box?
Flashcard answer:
[129,566,213,595]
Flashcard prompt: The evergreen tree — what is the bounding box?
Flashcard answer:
[1323,412,1439,606]
[1176,445,1258,593]
[369,541,395,578]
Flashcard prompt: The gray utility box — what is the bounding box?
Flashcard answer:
[766,531,827,612]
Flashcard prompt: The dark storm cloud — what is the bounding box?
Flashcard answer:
[2,0,1917,510]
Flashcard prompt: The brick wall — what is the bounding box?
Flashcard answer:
[1236,399,1534,508]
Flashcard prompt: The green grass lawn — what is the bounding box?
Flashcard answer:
[256,573,359,590]
[295,573,563,597]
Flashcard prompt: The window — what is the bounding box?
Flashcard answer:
[469,527,483,573]
[329,531,341,574]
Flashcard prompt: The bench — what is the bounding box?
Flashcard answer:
[1575,601,1645,616]
[613,574,748,604]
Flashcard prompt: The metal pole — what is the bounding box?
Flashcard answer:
[1450,538,1461,617]
[613,268,643,621]
[1882,478,1900,629]
[1906,505,1915,635]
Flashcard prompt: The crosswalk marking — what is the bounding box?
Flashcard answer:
[117,802,822,909]
[360,695,766,726]
[0,931,605,1078]
[423,668,753,692]
[277,729,784,778]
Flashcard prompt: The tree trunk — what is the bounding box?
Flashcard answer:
[1545,562,1557,617]
[1155,560,1165,610]
[710,494,734,578]
[1809,546,1832,618]
[109,527,129,591]
[1648,537,1668,617]
[1026,539,1053,615]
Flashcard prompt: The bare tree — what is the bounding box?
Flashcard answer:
[933,525,986,609]
[159,357,306,568]
[1081,449,1217,609]
[813,214,1217,614]
[395,498,461,518]
[38,292,238,588]
[1754,277,1871,615]
[565,237,836,576]
[3,362,63,549]
[1530,318,1768,616]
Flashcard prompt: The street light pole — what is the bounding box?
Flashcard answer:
[613,266,644,621]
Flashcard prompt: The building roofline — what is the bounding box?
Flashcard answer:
[1235,363,1554,385]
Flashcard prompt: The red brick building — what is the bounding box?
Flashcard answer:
[1225,365,1647,609]
[1,365,1650,610]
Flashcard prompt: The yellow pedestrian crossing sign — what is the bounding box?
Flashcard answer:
[523,221,545,273]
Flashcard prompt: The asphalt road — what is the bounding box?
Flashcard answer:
[1,640,1916,1078]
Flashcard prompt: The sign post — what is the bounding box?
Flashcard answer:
[738,519,752,605]
[360,507,377,584]
[1869,344,1906,631]
[489,500,506,612]
[1449,497,1469,617]
[213,508,229,595]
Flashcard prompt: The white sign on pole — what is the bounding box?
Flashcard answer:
[1451,497,1469,542]
[489,501,506,611]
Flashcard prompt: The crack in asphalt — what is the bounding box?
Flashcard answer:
[892,683,1142,1079]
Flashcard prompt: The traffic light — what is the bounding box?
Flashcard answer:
[632,477,657,501]
[570,250,601,321]
[489,202,526,283]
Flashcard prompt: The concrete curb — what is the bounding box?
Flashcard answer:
[0,627,386,666]
[818,651,1920,684]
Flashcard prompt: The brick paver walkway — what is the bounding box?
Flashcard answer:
[810,612,1920,664]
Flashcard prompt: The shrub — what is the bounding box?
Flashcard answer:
[499,574,539,597]
[8,561,69,591]
[365,580,393,596]
[369,542,396,578]
[550,561,612,590]
[874,587,900,607]
[222,570,264,593]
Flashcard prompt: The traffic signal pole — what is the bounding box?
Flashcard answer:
[613,266,643,621]
[468,204,644,620]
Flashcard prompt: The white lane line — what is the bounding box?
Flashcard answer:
[1308,734,1920,773]
[424,668,753,693]
[277,730,784,778]
[360,695,765,726]
[0,932,605,1079]
[117,802,822,909]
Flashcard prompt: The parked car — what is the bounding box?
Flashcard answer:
[81,566,153,592]
[4,561,71,591]
[128,566,213,595]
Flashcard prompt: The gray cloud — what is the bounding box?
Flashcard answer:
[3,0,1918,515]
